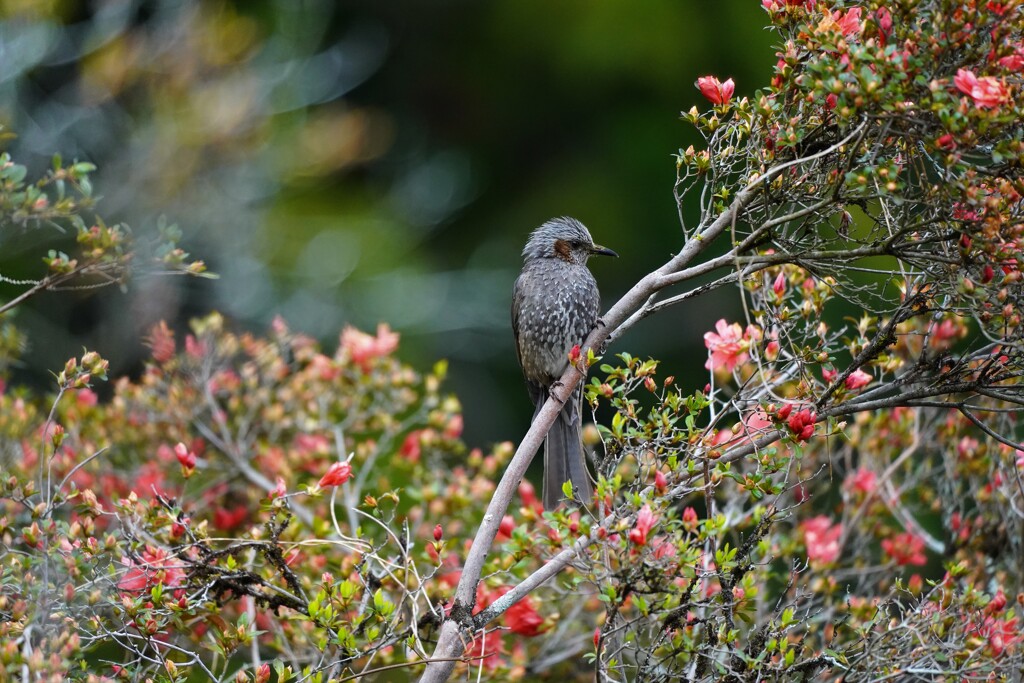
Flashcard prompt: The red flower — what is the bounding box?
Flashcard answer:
[704,319,748,372]
[628,505,658,546]
[786,408,816,441]
[340,323,400,372]
[496,515,515,541]
[318,461,353,488]
[881,531,927,566]
[696,76,735,105]
[518,479,541,512]
[953,69,1011,109]
[967,614,1020,657]
[400,430,423,462]
[567,344,582,365]
[935,133,956,151]
[801,516,843,565]
[505,595,546,636]
[213,505,249,531]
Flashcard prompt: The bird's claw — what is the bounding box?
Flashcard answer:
[548,381,568,404]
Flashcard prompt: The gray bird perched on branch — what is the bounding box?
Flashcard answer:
[511,217,617,509]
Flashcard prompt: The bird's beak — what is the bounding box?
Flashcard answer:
[590,244,618,257]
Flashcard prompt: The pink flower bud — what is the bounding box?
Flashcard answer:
[696,75,735,105]
[567,344,582,365]
[318,461,352,488]
[174,442,196,470]
[433,524,443,542]
[772,271,786,296]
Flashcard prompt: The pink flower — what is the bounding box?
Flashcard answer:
[845,369,873,390]
[174,442,196,470]
[682,506,699,530]
[875,7,893,41]
[801,516,843,564]
[340,323,400,372]
[846,468,877,495]
[696,76,735,105]
[881,531,927,566]
[972,616,1020,656]
[318,461,352,488]
[704,319,748,372]
[739,409,774,444]
[772,272,786,297]
[833,7,863,36]
[147,321,176,363]
[518,479,542,512]
[118,546,185,593]
[184,334,206,359]
[1000,53,1024,72]
[954,69,1011,109]
[628,505,658,546]
[271,477,287,499]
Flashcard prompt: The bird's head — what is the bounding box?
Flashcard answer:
[522,216,618,265]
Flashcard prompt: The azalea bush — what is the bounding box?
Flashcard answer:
[422,0,1024,680]
[4,0,1024,682]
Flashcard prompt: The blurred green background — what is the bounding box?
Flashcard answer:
[0,0,774,447]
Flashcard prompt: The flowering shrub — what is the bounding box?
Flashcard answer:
[6,0,1024,681]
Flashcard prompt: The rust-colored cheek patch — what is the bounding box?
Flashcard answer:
[553,239,572,262]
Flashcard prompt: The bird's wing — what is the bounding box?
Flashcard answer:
[511,271,525,370]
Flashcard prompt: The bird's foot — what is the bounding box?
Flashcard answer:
[591,317,611,353]
[548,381,568,404]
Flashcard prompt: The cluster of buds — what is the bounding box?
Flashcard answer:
[57,350,109,390]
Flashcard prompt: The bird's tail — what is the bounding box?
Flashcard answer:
[542,397,593,510]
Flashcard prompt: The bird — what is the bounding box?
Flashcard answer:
[511,217,617,509]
